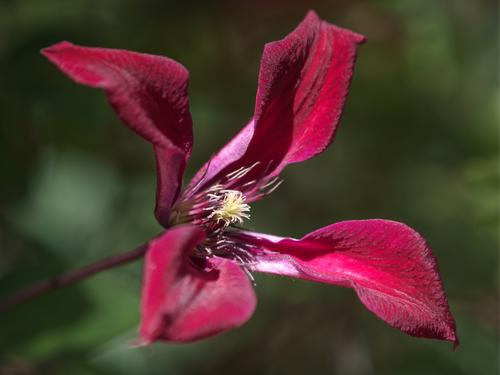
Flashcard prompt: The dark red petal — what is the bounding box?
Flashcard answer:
[243,220,458,347]
[188,11,365,192]
[139,225,256,343]
[42,42,193,226]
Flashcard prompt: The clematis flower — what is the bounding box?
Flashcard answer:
[42,11,458,346]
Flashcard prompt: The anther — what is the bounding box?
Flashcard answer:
[207,190,251,227]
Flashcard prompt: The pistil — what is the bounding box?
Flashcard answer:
[207,190,251,227]
[168,163,283,274]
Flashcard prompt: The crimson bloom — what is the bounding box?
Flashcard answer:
[42,11,458,346]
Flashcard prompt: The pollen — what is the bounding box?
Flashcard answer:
[208,190,251,226]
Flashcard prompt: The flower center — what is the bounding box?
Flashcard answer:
[207,190,250,227]
[169,163,283,282]
[169,185,252,229]
[169,161,281,232]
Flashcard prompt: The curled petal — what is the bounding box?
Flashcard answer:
[140,225,256,343]
[42,42,193,226]
[242,220,458,347]
[188,11,365,192]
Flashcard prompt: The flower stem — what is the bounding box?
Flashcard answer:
[0,243,149,313]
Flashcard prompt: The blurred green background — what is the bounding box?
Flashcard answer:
[0,0,498,374]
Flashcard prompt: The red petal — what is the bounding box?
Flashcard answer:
[188,11,365,192]
[140,225,256,343]
[243,220,458,347]
[42,42,193,226]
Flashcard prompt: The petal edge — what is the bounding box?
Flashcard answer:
[140,226,257,343]
[42,42,194,225]
[188,11,365,193]
[243,220,458,346]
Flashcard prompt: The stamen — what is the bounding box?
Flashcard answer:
[226,166,247,179]
[183,157,213,197]
[170,162,282,285]
[264,178,283,195]
[242,266,256,286]
[227,161,260,181]
[207,190,251,227]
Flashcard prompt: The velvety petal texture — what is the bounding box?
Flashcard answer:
[189,10,365,192]
[244,220,458,346]
[42,42,193,226]
[140,225,256,343]
[42,12,457,348]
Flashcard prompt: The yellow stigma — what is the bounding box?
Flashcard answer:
[208,190,250,226]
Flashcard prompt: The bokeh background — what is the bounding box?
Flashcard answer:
[0,0,498,374]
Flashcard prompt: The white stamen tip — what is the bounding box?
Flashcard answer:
[208,190,251,226]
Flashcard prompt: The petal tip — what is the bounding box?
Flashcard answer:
[304,9,320,22]
[41,41,73,57]
[448,326,459,350]
[329,23,367,45]
[305,9,366,45]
